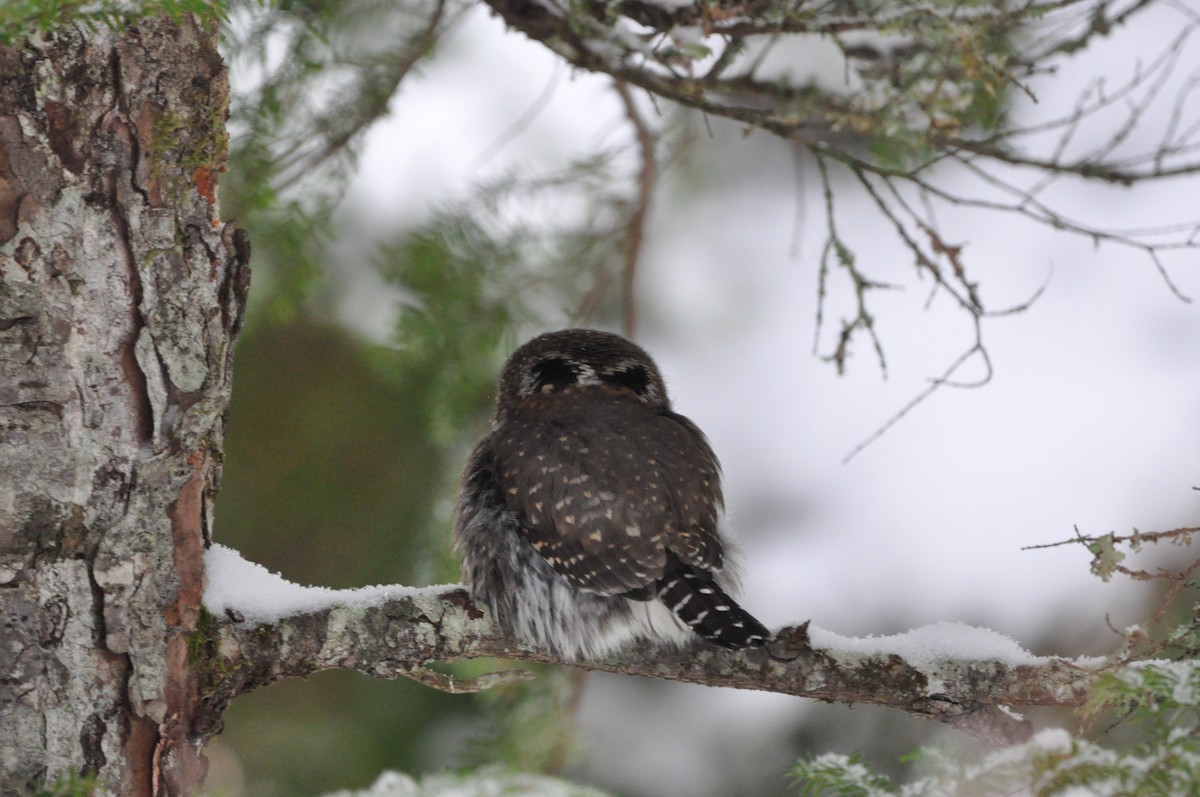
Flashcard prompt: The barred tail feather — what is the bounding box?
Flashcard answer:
[657,558,770,649]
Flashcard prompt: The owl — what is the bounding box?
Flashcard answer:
[454,329,770,660]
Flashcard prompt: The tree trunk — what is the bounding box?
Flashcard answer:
[0,14,245,796]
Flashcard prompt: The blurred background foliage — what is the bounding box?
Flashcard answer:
[210,1,635,792]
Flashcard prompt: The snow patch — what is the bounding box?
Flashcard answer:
[203,543,456,625]
[1031,727,1074,754]
[808,620,1047,666]
[321,769,612,796]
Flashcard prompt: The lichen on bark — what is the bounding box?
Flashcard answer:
[0,13,247,796]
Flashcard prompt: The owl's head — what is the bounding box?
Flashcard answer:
[494,329,670,418]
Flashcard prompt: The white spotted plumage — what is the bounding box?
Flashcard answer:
[454,329,770,660]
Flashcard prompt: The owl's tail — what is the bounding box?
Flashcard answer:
[657,557,771,649]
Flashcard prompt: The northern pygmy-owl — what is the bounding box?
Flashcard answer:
[454,328,770,660]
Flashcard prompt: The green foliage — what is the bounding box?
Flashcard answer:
[854,10,1017,171]
[187,607,249,702]
[377,223,515,445]
[221,0,459,320]
[1040,661,1200,795]
[1086,660,1200,730]
[31,770,97,797]
[374,160,633,440]
[1165,613,1200,661]
[463,666,582,773]
[790,752,894,797]
[792,525,1200,797]
[219,114,336,325]
[0,0,225,44]
[790,652,1200,795]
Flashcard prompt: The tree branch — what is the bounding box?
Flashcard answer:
[613,80,658,340]
[477,0,1199,395]
[194,585,1103,748]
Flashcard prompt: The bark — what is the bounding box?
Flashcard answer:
[0,14,246,797]
[198,585,1102,749]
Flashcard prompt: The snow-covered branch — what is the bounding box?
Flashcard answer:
[196,546,1104,747]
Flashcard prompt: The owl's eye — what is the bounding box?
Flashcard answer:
[530,357,578,393]
[602,364,650,396]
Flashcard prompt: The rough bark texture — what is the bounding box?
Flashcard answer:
[200,587,1102,749]
[0,15,246,796]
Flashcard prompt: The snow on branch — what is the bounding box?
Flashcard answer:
[194,546,1104,746]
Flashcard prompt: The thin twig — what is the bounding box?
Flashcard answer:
[614,80,659,340]
[470,63,566,171]
[841,336,989,464]
[271,0,454,192]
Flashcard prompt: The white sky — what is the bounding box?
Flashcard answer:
[234,2,1200,795]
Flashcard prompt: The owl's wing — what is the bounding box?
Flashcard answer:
[493,393,725,597]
